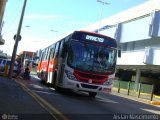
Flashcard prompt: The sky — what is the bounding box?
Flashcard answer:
[1,0,147,56]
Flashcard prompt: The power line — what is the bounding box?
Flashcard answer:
[2,0,24,35]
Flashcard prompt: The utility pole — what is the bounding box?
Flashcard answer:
[8,0,27,78]
[97,0,109,33]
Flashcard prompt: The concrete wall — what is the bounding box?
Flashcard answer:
[0,0,7,45]
[117,50,145,65]
[99,10,160,66]
[121,16,151,43]
[0,0,7,32]
[100,26,116,39]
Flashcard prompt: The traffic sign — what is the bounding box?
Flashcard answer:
[13,34,22,41]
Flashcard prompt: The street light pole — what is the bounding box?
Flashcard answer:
[97,0,109,33]
[8,0,27,79]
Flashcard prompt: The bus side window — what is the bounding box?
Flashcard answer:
[53,43,56,59]
[50,49,54,59]
[50,45,55,59]
[60,40,67,58]
[54,42,60,59]
[61,42,68,58]
[41,50,45,61]
[57,42,61,58]
[39,51,44,62]
[43,48,49,61]
[46,48,51,61]
[60,40,64,57]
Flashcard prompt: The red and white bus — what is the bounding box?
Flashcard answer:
[37,30,119,97]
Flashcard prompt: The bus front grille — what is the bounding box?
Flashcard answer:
[81,84,98,89]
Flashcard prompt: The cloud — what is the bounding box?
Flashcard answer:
[1,35,51,56]
[16,36,59,54]
[25,14,72,20]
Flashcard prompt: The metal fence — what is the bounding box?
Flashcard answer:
[113,80,155,101]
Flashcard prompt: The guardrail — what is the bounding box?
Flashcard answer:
[113,80,159,101]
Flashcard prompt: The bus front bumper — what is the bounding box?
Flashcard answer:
[64,79,112,93]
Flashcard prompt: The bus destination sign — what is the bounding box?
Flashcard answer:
[72,31,117,48]
[86,35,104,43]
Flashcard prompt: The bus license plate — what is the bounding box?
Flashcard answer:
[102,88,111,93]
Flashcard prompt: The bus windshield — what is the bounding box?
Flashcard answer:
[67,41,117,74]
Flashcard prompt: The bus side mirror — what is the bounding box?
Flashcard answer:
[118,49,121,58]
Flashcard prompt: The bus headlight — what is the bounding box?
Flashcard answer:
[65,70,77,81]
[104,78,113,86]
[104,74,115,86]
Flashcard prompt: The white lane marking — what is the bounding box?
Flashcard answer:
[142,108,160,114]
[31,90,55,95]
[30,84,43,89]
[49,87,55,91]
[97,96,118,104]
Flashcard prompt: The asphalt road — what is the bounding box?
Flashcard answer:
[0,77,53,120]
[0,74,160,120]
[19,75,160,120]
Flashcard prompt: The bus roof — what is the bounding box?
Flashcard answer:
[72,31,117,48]
[79,30,115,40]
[42,30,117,50]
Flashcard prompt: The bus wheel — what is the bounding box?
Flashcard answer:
[55,86,61,92]
[89,92,97,98]
[41,79,45,84]
[52,73,57,88]
[41,72,45,84]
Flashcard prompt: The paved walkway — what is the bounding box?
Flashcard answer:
[112,89,160,106]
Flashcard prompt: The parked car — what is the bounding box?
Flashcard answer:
[0,58,18,77]
[0,58,9,74]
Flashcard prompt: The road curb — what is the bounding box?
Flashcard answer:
[112,90,160,106]
[149,101,160,105]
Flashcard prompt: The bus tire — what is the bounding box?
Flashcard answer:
[55,86,61,92]
[40,71,45,84]
[89,92,97,98]
[52,72,57,88]
[41,79,45,84]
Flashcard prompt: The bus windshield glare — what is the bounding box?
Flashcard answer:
[68,41,117,74]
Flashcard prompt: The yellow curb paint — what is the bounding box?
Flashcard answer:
[14,79,70,120]
[154,95,160,99]
[149,101,160,105]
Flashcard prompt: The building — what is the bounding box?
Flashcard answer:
[16,51,36,66]
[0,0,7,45]
[82,0,160,93]
[0,50,10,58]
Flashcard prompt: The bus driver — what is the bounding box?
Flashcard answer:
[97,52,110,68]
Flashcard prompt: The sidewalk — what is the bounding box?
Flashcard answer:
[0,76,53,120]
[112,88,160,106]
